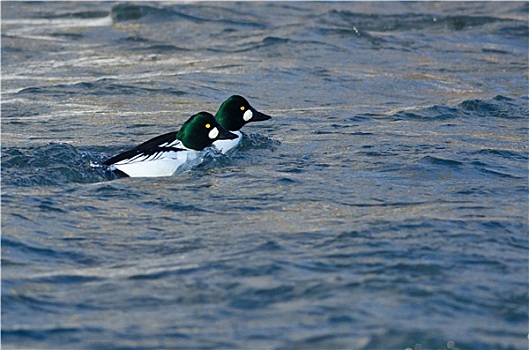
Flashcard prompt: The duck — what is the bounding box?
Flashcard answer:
[103,112,237,177]
[212,95,272,154]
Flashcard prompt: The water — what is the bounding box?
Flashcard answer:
[2,2,528,349]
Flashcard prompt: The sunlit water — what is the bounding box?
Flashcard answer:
[2,2,528,349]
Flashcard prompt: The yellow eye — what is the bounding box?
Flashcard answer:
[240,106,245,111]
[205,123,211,129]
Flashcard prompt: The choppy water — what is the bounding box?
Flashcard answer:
[2,2,528,349]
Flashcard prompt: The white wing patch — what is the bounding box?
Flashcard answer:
[111,139,191,167]
[157,139,185,149]
[113,150,168,165]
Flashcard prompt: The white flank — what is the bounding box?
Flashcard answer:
[111,150,200,177]
[212,131,242,154]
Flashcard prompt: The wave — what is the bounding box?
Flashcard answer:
[16,78,188,98]
[1,143,108,187]
[110,3,264,29]
[324,4,527,34]
[1,132,278,188]
[391,95,528,121]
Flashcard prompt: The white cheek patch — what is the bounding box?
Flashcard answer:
[243,109,253,122]
[208,127,219,139]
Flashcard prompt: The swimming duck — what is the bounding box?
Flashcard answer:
[212,95,272,154]
[103,112,237,177]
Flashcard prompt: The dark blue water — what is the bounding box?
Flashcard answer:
[2,2,528,349]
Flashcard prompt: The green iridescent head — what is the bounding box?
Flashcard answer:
[215,95,272,131]
[177,112,237,150]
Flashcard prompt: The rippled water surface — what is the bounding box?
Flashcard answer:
[2,2,528,349]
